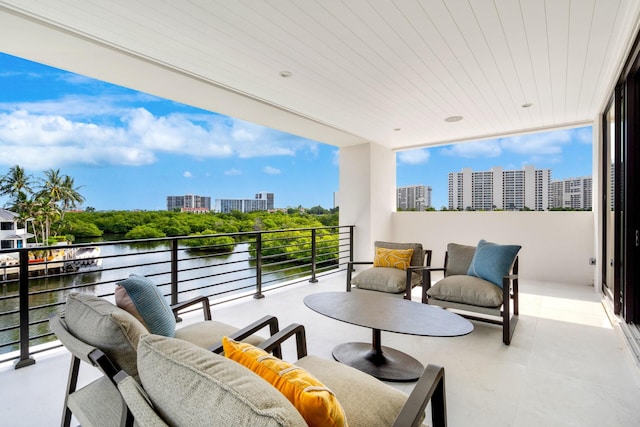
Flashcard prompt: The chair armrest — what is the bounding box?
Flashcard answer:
[115,371,156,427]
[349,261,375,266]
[171,296,212,320]
[257,323,308,359]
[208,315,281,357]
[346,261,374,291]
[391,364,446,427]
[412,267,446,303]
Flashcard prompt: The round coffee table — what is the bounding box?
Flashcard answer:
[303,291,473,382]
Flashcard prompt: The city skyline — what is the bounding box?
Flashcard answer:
[0,53,593,211]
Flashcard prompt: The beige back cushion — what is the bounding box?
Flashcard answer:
[445,243,477,277]
[64,293,148,378]
[137,334,307,427]
[374,241,424,267]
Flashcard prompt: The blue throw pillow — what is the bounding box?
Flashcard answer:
[467,240,521,288]
[115,274,176,337]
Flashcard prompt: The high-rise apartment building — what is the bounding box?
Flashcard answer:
[397,185,432,210]
[215,192,275,213]
[166,194,211,212]
[448,166,551,211]
[550,176,592,210]
[255,192,275,210]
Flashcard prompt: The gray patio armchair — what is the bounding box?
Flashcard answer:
[347,241,432,301]
[116,323,447,427]
[424,241,520,345]
[50,292,280,427]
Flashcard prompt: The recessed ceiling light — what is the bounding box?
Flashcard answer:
[522,102,533,108]
[279,71,292,78]
[444,116,463,122]
[393,128,401,131]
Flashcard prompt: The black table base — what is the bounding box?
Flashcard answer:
[332,329,424,382]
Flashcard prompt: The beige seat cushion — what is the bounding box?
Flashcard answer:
[295,355,412,427]
[175,320,263,348]
[137,334,307,427]
[351,267,421,293]
[68,376,126,427]
[427,275,503,308]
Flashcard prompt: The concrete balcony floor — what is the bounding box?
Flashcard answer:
[1,272,639,426]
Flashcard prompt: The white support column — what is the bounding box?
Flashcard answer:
[338,142,395,262]
[592,117,603,290]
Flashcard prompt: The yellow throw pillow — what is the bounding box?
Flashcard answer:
[222,337,348,427]
[373,247,414,270]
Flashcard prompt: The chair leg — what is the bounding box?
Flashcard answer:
[346,262,354,292]
[61,356,81,427]
[513,279,519,315]
[502,281,518,345]
[431,371,447,427]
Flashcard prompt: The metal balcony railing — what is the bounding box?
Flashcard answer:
[0,225,354,368]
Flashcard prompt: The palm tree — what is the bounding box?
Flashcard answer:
[38,168,64,204]
[31,196,60,244]
[59,174,85,221]
[37,169,85,238]
[0,165,34,210]
[15,198,38,244]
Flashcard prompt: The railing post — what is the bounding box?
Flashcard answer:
[15,250,35,369]
[170,239,179,305]
[349,226,355,263]
[254,233,264,299]
[309,228,318,283]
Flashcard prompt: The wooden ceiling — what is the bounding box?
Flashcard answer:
[0,0,639,150]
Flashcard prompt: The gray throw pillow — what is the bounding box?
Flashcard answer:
[445,243,477,277]
[64,293,148,378]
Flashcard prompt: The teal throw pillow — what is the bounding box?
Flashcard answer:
[467,240,521,288]
[115,274,176,337]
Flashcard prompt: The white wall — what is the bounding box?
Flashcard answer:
[390,211,596,286]
[339,142,395,261]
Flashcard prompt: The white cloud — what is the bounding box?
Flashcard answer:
[232,128,256,142]
[441,140,502,158]
[263,166,281,175]
[574,127,593,144]
[498,130,572,155]
[224,168,242,176]
[398,149,429,165]
[183,171,193,178]
[0,99,320,169]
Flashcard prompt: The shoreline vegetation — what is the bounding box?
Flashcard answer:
[62,209,340,263]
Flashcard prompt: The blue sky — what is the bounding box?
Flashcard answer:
[0,53,592,211]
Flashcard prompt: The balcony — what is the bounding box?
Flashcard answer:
[1,218,639,426]
[1,270,639,426]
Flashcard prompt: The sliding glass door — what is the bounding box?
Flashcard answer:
[602,48,640,323]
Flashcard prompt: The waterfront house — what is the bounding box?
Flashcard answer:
[1,1,640,425]
[0,208,33,252]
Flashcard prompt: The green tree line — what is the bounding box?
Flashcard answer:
[62,209,340,263]
[60,209,338,239]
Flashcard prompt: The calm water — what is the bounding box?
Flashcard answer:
[0,241,313,355]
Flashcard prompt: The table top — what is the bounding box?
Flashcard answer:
[303,291,473,337]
